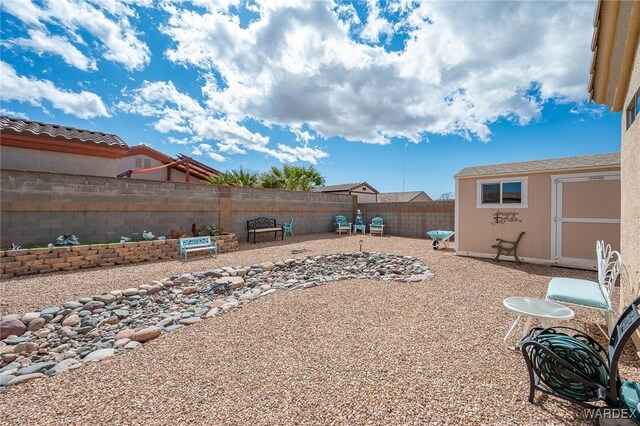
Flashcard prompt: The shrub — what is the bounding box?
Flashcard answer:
[167,228,187,239]
[198,224,221,237]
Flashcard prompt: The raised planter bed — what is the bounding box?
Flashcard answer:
[0,233,239,279]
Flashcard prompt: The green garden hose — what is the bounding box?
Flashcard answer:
[530,332,609,401]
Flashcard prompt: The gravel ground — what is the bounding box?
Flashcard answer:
[1,234,638,425]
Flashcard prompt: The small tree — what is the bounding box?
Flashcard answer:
[438,191,454,200]
[207,167,259,187]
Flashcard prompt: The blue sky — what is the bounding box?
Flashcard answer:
[0,0,620,198]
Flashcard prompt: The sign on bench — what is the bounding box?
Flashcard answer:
[247,217,283,244]
[179,236,218,261]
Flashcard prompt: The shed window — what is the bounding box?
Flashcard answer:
[477,177,528,208]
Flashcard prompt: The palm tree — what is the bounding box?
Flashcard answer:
[260,165,325,191]
[207,167,259,187]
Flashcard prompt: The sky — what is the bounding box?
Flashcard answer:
[0,0,621,198]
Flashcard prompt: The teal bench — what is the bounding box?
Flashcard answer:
[179,236,217,261]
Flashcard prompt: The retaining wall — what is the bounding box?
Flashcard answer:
[0,234,239,279]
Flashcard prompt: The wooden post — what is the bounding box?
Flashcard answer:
[167,166,171,181]
[185,158,190,183]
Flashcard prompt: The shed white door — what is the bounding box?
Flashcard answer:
[551,172,621,267]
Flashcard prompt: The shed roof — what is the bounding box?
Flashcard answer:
[314,182,379,193]
[378,191,431,202]
[0,116,128,149]
[455,152,620,178]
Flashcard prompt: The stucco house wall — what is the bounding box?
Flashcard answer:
[0,145,117,177]
[456,166,621,267]
[621,40,640,312]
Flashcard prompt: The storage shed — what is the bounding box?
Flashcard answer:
[454,153,621,269]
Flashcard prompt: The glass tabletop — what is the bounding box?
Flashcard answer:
[503,297,574,320]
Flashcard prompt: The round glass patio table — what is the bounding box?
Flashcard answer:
[502,297,574,348]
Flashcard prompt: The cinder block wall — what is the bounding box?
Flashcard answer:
[357,201,455,238]
[0,169,355,246]
[229,187,355,241]
[1,169,221,245]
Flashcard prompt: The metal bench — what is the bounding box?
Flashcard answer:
[247,217,283,244]
[179,236,217,261]
[492,231,525,264]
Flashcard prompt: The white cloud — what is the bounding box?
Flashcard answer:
[191,143,226,162]
[9,29,98,71]
[0,61,109,119]
[3,0,150,70]
[0,109,29,120]
[359,0,393,43]
[159,0,595,144]
[118,79,327,163]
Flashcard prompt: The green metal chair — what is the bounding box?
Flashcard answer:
[369,217,385,236]
[283,218,294,238]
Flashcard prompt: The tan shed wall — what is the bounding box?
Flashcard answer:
[621,40,640,313]
[456,167,621,262]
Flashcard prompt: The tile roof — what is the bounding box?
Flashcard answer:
[0,116,128,149]
[378,191,431,202]
[455,152,620,178]
[314,182,379,193]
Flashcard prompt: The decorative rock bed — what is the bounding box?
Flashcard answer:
[0,252,433,388]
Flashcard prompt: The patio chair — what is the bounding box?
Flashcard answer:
[546,240,622,335]
[335,215,351,235]
[518,294,640,419]
[283,218,294,238]
[492,231,525,264]
[369,217,385,236]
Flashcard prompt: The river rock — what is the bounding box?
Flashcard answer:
[215,276,245,290]
[62,314,81,327]
[27,317,46,332]
[13,342,38,354]
[20,312,40,325]
[82,348,115,363]
[16,360,56,375]
[7,373,45,386]
[132,326,161,342]
[115,329,135,340]
[82,301,105,312]
[93,294,116,304]
[0,318,26,340]
[122,288,138,297]
[182,286,197,295]
[49,359,81,375]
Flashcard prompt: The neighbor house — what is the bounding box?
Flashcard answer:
[454,153,621,269]
[314,182,379,203]
[588,0,640,346]
[378,191,432,202]
[0,116,220,183]
[118,145,220,183]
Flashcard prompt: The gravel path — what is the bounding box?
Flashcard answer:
[1,235,637,425]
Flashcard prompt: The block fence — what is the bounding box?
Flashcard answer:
[0,234,239,279]
[0,169,356,245]
[356,201,455,238]
[0,169,456,249]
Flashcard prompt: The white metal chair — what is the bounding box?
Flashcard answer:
[546,240,622,335]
